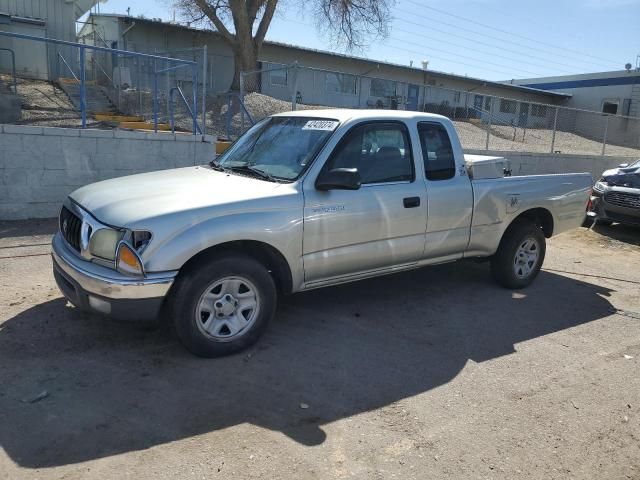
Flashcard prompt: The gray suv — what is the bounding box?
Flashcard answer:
[587,160,640,227]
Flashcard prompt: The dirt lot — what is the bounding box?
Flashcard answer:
[0,220,639,480]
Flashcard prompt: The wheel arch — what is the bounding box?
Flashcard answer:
[507,207,554,238]
[178,240,294,295]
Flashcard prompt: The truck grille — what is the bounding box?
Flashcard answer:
[59,206,82,252]
[605,191,640,210]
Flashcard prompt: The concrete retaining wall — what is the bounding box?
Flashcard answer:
[0,94,21,123]
[464,149,629,181]
[1,128,631,221]
[0,125,216,220]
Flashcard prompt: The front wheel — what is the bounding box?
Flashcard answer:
[490,220,546,289]
[170,255,277,357]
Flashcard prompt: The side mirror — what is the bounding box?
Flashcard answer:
[315,168,361,191]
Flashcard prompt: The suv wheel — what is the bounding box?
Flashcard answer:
[490,219,546,289]
[171,254,277,357]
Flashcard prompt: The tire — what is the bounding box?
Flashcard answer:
[581,215,594,228]
[490,219,546,289]
[170,254,277,358]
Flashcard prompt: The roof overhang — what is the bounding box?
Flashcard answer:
[66,0,103,20]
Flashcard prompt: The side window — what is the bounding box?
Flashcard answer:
[325,123,414,184]
[418,122,455,181]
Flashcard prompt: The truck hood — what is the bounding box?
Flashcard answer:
[70,166,294,227]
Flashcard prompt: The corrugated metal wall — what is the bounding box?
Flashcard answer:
[0,0,90,79]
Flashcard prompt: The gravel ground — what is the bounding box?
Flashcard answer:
[0,220,639,479]
[4,76,106,129]
[455,121,640,157]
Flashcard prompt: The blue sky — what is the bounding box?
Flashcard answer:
[89,0,640,81]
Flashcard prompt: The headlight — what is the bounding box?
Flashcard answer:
[593,180,606,193]
[89,228,123,260]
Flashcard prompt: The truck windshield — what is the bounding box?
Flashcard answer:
[214,116,339,181]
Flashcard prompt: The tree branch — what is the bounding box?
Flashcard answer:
[254,0,278,46]
[194,0,234,41]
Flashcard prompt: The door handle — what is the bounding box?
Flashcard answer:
[403,196,421,208]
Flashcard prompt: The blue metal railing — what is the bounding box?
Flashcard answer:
[225,92,255,139]
[0,47,17,94]
[57,52,79,82]
[0,30,199,133]
[169,86,202,134]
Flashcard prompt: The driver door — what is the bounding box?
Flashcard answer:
[302,121,428,286]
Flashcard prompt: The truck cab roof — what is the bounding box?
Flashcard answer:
[273,109,451,124]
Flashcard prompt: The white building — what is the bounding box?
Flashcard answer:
[0,0,99,79]
[511,70,640,118]
[77,13,569,120]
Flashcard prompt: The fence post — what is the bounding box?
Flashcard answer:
[485,98,493,150]
[192,66,198,135]
[602,114,609,156]
[79,46,87,129]
[136,56,142,117]
[550,107,559,153]
[202,44,207,135]
[290,62,299,111]
[153,60,158,133]
[239,70,245,133]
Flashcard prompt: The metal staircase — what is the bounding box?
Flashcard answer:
[57,77,117,114]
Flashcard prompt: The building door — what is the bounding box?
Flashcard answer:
[518,102,530,127]
[407,84,420,111]
[473,95,484,113]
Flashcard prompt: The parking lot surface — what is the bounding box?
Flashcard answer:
[1,219,639,480]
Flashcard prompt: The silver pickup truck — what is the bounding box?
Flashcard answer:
[52,110,592,357]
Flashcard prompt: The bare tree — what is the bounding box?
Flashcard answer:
[174,0,393,90]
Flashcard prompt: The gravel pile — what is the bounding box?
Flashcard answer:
[455,121,640,157]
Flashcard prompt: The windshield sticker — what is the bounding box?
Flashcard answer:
[302,120,339,131]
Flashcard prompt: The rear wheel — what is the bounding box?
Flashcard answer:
[491,220,546,289]
[170,255,277,357]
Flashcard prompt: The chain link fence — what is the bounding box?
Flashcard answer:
[0,29,204,132]
[227,63,640,158]
[77,29,203,133]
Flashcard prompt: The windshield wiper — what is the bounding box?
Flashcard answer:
[228,165,280,183]
[209,159,228,172]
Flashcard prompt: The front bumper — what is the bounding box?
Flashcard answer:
[52,232,178,321]
[588,188,640,227]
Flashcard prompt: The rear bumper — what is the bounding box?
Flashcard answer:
[52,232,177,321]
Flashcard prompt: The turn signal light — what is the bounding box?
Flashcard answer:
[116,241,144,276]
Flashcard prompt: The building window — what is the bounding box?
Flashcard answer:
[453,92,461,103]
[270,65,288,87]
[531,104,548,117]
[485,97,491,110]
[602,101,618,115]
[370,78,397,98]
[326,72,357,95]
[499,99,517,114]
